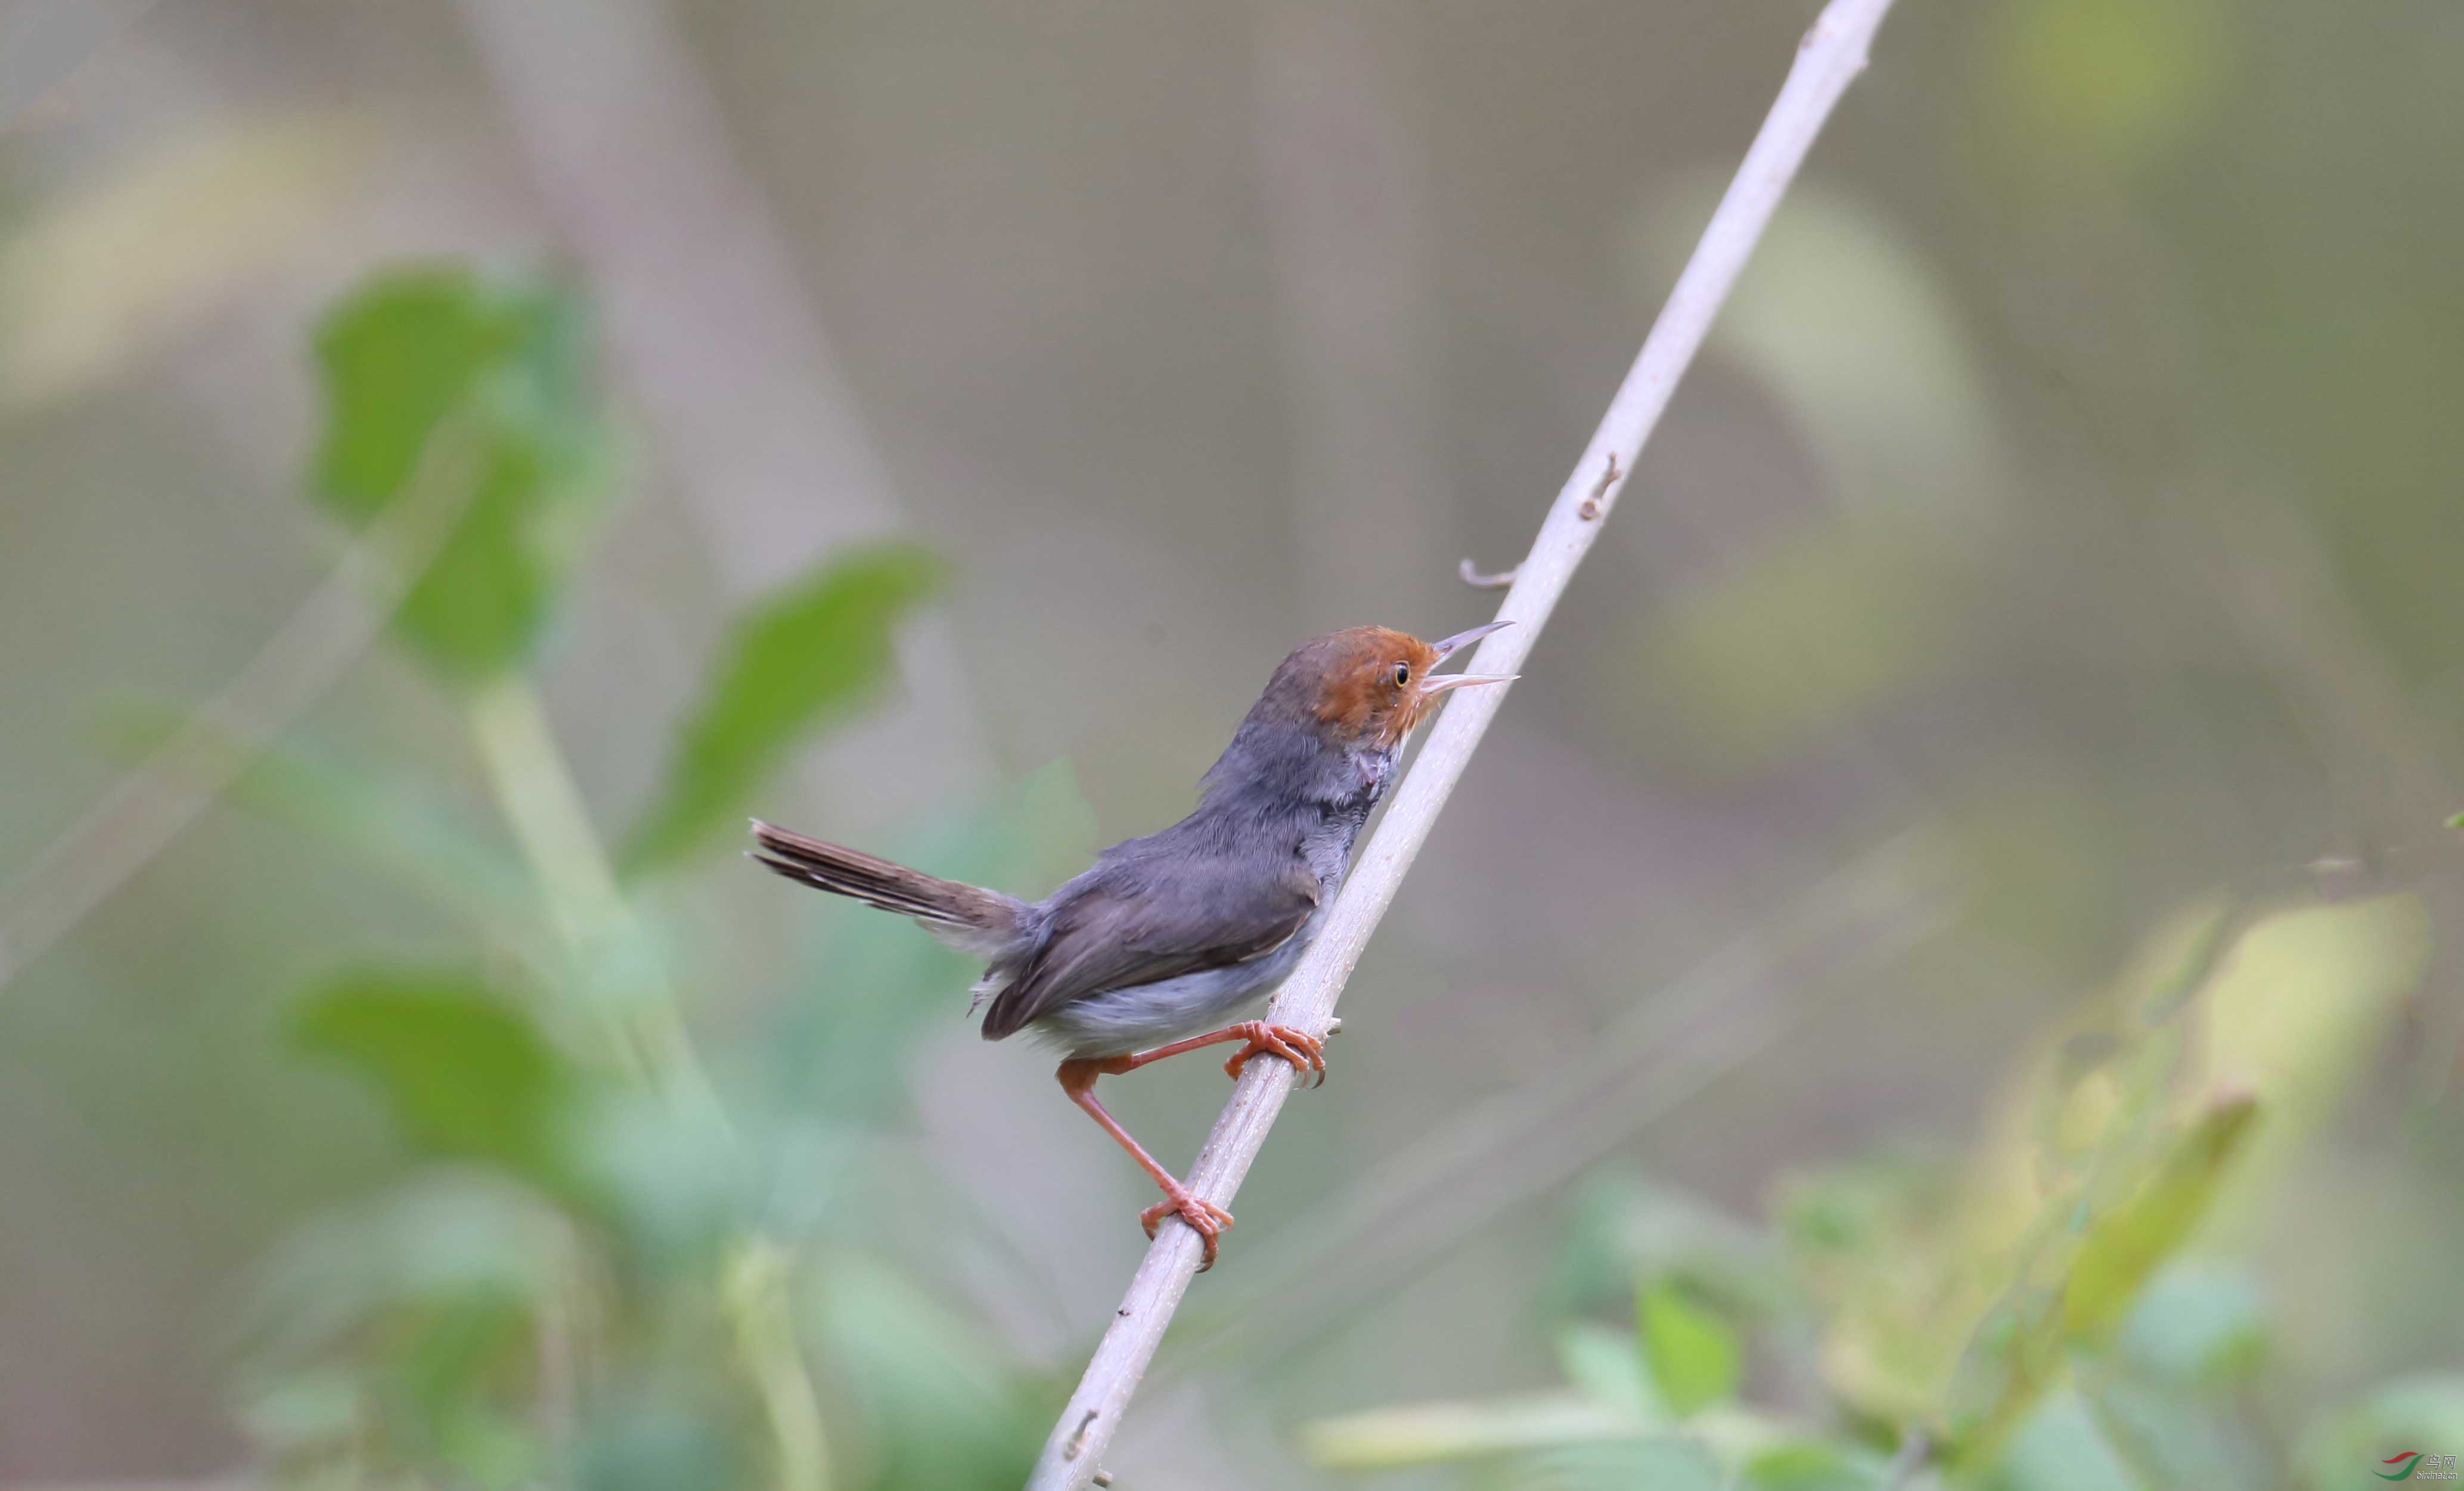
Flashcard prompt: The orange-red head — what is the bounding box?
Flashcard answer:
[1268,622,1516,750]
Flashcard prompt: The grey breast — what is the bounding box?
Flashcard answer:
[1000,722,1398,1058]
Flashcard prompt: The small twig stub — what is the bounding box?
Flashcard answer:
[1458,556,1519,588]
[1579,451,1621,520]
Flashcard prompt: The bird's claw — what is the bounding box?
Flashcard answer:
[1141,1187,1234,1270]
[1222,1021,1327,1088]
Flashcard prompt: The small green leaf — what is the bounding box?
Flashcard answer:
[309,265,612,680]
[2062,1094,2258,1345]
[1639,1281,1743,1417]
[1745,1440,1891,1491]
[291,968,576,1188]
[2447,810,2464,829]
[618,542,944,877]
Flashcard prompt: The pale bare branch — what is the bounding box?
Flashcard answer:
[1027,1,1902,1482]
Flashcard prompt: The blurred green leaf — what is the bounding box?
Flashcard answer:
[2062,1093,2258,1345]
[1515,1437,1728,1491]
[2192,894,2428,1232]
[2295,1377,2464,1491]
[2113,1265,2269,1389]
[239,1174,573,1362]
[231,1175,573,1487]
[1633,184,2006,529]
[1983,0,2227,181]
[1554,1322,1661,1418]
[393,1292,541,1491]
[91,692,538,949]
[1941,1045,2226,1461]
[1790,898,2267,1459]
[568,1085,755,1275]
[619,542,943,877]
[1771,1150,1959,1430]
[310,264,613,681]
[2086,1377,2263,1489]
[1983,1390,2137,1491]
[432,1408,540,1491]
[1548,1173,1795,1325]
[1301,1395,1647,1471]
[292,968,578,1188]
[1744,1440,1891,1491]
[1640,1281,1743,1417]
[234,1369,364,1458]
[1639,523,1971,770]
[1947,1284,2072,1468]
[577,1389,746,1491]
[809,1251,1047,1488]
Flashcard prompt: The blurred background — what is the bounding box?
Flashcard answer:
[4,1,2462,1487]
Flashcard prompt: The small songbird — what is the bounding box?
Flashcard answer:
[750,622,1512,1266]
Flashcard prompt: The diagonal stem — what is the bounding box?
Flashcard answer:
[462,672,730,1129]
[0,417,482,996]
[1025,0,1903,1483]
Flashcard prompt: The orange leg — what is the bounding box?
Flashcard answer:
[1113,1020,1328,1087]
[1054,1022,1327,1270]
[1058,1058,1234,1268]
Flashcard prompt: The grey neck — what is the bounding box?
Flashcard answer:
[1194,718,1397,889]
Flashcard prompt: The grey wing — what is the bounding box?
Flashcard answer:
[980,858,1318,1040]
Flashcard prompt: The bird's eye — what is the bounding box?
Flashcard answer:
[1392,661,1411,688]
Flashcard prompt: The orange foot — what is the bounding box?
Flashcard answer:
[1141,1183,1236,1271]
[1220,1020,1327,1087]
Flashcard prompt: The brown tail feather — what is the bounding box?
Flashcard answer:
[749,819,1028,953]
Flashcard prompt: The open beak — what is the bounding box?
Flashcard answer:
[1430,620,1511,660]
[1419,671,1515,698]
[1421,620,1516,695]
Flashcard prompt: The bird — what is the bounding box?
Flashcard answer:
[749,621,1513,1266]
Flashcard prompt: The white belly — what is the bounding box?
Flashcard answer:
[1028,919,1318,1057]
